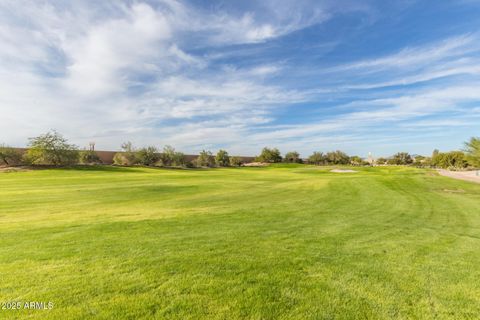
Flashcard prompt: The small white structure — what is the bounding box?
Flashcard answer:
[367,152,375,165]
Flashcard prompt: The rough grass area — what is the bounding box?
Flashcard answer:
[1,165,480,319]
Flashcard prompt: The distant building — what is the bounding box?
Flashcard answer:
[367,152,375,165]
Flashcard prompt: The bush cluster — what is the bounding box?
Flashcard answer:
[2,131,479,170]
[79,150,102,165]
[255,147,282,163]
[112,145,240,168]
[307,150,353,165]
[0,145,23,166]
[24,131,79,166]
[112,144,186,168]
[430,150,468,169]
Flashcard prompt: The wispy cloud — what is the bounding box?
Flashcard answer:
[0,0,480,156]
[336,34,477,71]
[0,0,323,150]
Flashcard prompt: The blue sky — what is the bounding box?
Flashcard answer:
[1,0,480,157]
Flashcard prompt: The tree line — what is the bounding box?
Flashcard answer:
[111,141,243,168]
[1,130,479,169]
[373,139,480,169]
[0,130,243,168]
[255,147,363,165]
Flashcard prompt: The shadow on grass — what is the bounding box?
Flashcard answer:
[0,164,138,173]
[13,164,230,173]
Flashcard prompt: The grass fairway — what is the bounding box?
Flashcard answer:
[1,165,480,319]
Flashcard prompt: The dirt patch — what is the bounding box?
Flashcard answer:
[437,169,480,184]
[330,169,358,173]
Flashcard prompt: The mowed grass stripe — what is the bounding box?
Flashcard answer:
[1,165,480,319]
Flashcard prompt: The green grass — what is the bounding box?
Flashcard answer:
[1,165,480,319]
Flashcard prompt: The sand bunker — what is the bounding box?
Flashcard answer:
[437,169,480,184]
[330,169,358,173]
[242,162,269,167]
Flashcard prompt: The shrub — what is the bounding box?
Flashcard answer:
[229,156,242,167]
[79,150,102,164]
[308,152,325,165]
[113,153,128,166]
[185,161,196,168]
[325,150,350,165]
[158,145,175,166]
[137,146,159,166]
[350,156,363,166]
[0,144,23,166]
[196,150,214,167]
[25,130,79,166]
[350,156,371,166]
[414,155,426,163]
[412,155,429,167]
[284,151,301,163]
[420,157,432,167]
[256,147,282,163]
[389,152,414,165]
[386,158,397,165]
[122,142,138,164]
[171,151,186,167]
[113,142,138,166]
[431,151,467,169]
[376,157,387,165]
[158,145,185,167]
[215,149,230,167]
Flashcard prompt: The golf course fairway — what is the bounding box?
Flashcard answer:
[1,165,479,319]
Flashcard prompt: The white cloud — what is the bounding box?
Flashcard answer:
[62,3,174,96]
[0,0,479,157]
[242,85,480,153]
[336,34,477,71]
[0,0,321,150]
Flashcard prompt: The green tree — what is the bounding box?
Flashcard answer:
[308,152,325,165]
[390,152,413,165]
[137,146,159,166]
[256,147,282,163]
[0,144,23,166]
[196,150,214,167]
[414,155,426,164]
[445,151,468,169]
[158,145,185,167]
[376,157,387,165]
[431,151,468,169]
[25,130,79,166]
[465,137,480,167]
[171,151,186,167]
[215,149,230,167]
[431,151,467,169]
[349,156,364,166]
[325,150,350,165]
[284,151,301,163]
[229,156,242,167]
[159,145,174,166]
